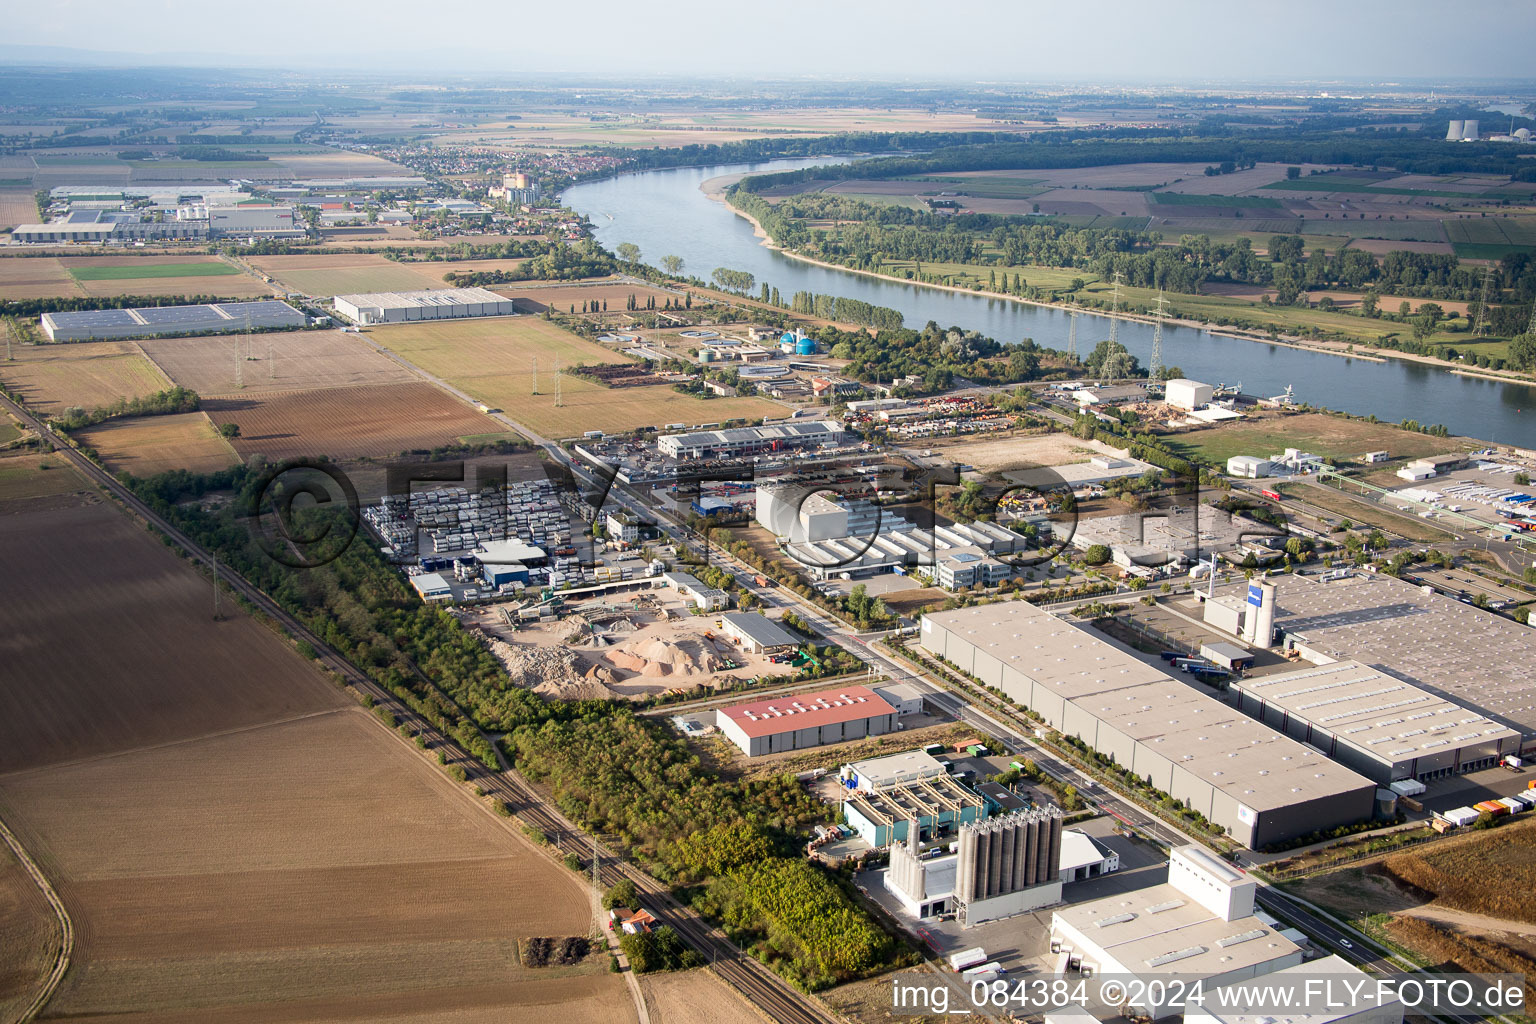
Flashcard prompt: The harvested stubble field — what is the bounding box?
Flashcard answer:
[371,317,778,438]
[203,381,509,461]
[639,969,765,1024]
[0,187,37,231]
[0,340,170,414]
[142,329,418,396]
[75,411,238,477]
[0,256,83,299]
[494,278,681,312]
[0,453,88,505]
[247,253,445,296]
[58,255,272,299]
[0,842,63,1023]
[0,497,612,1022]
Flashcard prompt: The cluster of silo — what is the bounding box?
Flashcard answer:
[956,805,1063,902]
[1446,119,1480,141]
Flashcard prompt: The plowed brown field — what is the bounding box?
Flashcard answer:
[142,329,417,396]
[203,381,508,461]
[0,492,617,1022]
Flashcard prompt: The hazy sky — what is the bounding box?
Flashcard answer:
[9,0,1536,82]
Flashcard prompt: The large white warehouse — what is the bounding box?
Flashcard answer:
[333,287,518,325]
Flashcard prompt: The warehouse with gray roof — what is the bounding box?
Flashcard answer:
[919,601,1376,848]
[333,287,518,325]
[1237,574,1536,755]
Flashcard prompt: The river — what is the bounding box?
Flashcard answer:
[564,158,1536,445]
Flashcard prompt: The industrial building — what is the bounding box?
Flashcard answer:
[719,612,799,654]
[11,209,210,244]
[1226,455,1273,478]
[1050,846,1304,1019]
[716,685,899,757]
[873,681,926,716]
[1247,574,1536,754]
[919,601,1377,848]
[409,572,452,602]
[1186,956,1404,1024]
[657,420,844,460]
[657,571,727,611]
[842,770,988,847]
[1058,828,1119,883]
[333,287,518,325]
[206,205,305,237]
[884,806,1066,924]
[40,300,305,342]
[756,482,1024,583]
[1005,448,1159,491]
[1165,378,1215,411]
[1228,660,1520,783]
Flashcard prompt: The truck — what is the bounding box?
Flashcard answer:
[963,962,1005,980]
[948,947,987,973]
[753,574,774,588]
[1504,755,1525,771]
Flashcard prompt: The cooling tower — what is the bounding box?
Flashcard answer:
[1462,120,1480,141]
[1446,120,1464,141]
[1516,128,1532,142]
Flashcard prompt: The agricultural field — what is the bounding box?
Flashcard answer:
[1279,482,1457,544]
[1443,216,1536,259]
[1384,819,1536,924]
[495,278,681,312]
[639,969,765,1024]
[0,340,170,414]
[202,381,510,461]
[246,253,445,296]
[0,454,89,506]
[0,497,613,1022]
[419,257,529,282]
[0,842,62,1023]
[142,329,418,396]
[58,255,273,299]
[74,411,239,477]
[1159,412,1466,467]
[0,256,84,300]
[369,317,780,438]
[0,187,38,231]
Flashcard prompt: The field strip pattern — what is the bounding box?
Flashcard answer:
[0,814,73,1024]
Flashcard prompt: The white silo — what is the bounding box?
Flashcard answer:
[1462,119,1480,141]
[1446,120,1464,141]
[1516,127,1531,142]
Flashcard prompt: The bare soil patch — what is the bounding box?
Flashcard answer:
[141,329,417,396]
[494,278,678,313]
[0,843,63,1023]
[203,381,507,461]
[0,188,38,231]
[75,412,239,477]
[640,968,765,1024]
[1382,819,1536,925]
[247,253,444,296]
[931,432,1119,475]
[0,256,84,300]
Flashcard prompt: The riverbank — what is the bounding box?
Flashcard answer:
[712,187,1533,389]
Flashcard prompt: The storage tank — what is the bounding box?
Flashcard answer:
[796,335,818,355]
[1446,120,1465,141]
[1462,119,1480,141]
[698,349,715,363]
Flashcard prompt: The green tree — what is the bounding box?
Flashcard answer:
[616,242,642,263]
[218,422,240,438]
[1083,544,1112,566]
[1507,333,1536,372]
[661,254,684,275]
[603,878,639,910]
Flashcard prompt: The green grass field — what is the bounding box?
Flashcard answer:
[1159,413,1464,468]
[68,262,242,282]
[0,454,88,502]
[0,419,21,444]
[1151,192,1283,208]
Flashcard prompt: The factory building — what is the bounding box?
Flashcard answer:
[1242,574,1536,755]
[872,681,927,716]
[333,287,518,325]
[656,571,727,611]
[206,205,305,237]
[1226,455,1273,478]
[1050,846,1304,1019]
[11,209,212,244]
[842,749,949,793]
[657,420,844,460]
[919,601,1377,848]
[717,685,898,757]
[884,805,1066,924]
[409,572,452,602]
[1058,828,1119,883]
[841,772,988,847]
[719,611,799,654]
[40,299,305,342]
[1165,378,1215,411]
[1186,955,1405,1024]
[1228,660,1519,784]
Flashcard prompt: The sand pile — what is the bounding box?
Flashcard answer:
[607,635,724,678]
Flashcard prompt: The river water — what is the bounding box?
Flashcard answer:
[564,159,1536,445]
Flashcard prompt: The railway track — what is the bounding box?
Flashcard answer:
[4,396,835,1024]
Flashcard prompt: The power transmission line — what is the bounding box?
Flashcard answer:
[1066,308,1079,362]
[531,356,539,395]
[1150,290,1168,380]
[553,363,563,408]
[1108,271,1123,350]
[1473,264,1494,337]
